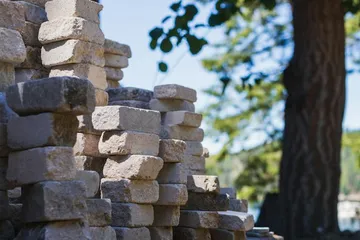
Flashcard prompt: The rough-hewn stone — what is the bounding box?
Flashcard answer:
[187,175,220,193]
[210,229,246,240]
[0,124,10,157]
[73,133,103,157]
[156,163,186,184]
[155,184,188,206]
[15,68,50,83]
[105,54,128,68]
[178,210,219,229]
[173,227,211,240]
[218,211,254,231]
[184,141,203,156]
[8,203,22,234]
[109,100,150,109]
[0,62,15,93]
[113,227,150,240]
[107,87,153,102]
[150,99,195,112]
[158,139,186,163]
[0,158,13,190]
[19,21,41,46]
[153,206,180,227]
[220,188,237,199]
[0,190,10,220]
[15,46,42,69]
[95,88,108,106]
[89,226,116,239]
[18,1,47,24]
[160,125,204,141]
[0,27,26,64]
[77,114,101,135]
[17,0,50,8]
[105,67,123,80]
[148,227,173,240]
[154,84,197,102]
[86,198,111,227]
[74,156,106,177]
[112,203,153,227]
[162,111,202,128]
[183,155,206,173]
[182,192,229,211]
[104,39,132,58]
[0,1,25,31]
[75,170,100,198]
[0,220,15,239]
[229,199,248,213]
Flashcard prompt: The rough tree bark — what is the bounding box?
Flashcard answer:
[278,0,346,238]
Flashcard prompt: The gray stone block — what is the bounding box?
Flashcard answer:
[0,124,10,157]
[104,39,132,57]
[187,175,220,193]
[77,114,102,135]
[150,99,195,112]
[154,84,197,102]
[107,87,153,102]
[173,227,211,240]
[73,133,104,158]
[0,220,15,240]
[0,1,25,32]
[153,206,180,227]
[86,198,111,227]
[19,21,41,47]
[113,227,150,240]
[0,62,15,92]
[105,67,123,80]
[109,100,150,109]
[160,125,204,141]
[112,203,153,227]
[18,1,47,24]
[157,163,186,184]
[75,170,100,198]
[182,192,229,211]
[105,54,128,68]
[162,111,202,128]
[0,93,18,124]
[155,184,188,206]
[178,210,219,229]
[158,139,186,163]
[148,227,173,240]
[183,155,206,173]
[0,191,10,220]
[229,199,248,213]
[210,229,246,240]
[15,68,50,83]
[0,27,26,64]
[220,187,237,199]
[218,211,254,231]
[15,46,42,69]
[74,156,106,177]
[89,226,116,240]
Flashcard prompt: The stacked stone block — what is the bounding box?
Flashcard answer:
[104,39,132,88]
[107,87,153,109]
[5,77,95,239]
[91,105,163,239]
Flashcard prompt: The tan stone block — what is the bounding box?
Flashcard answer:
[0,1,25,31]
[15,46,42,69]
[75,170,100,198]
[153,206,180,227]
[113,227,150,240]
[179,210,219,229]
[105,67,123,80]
[89,226,116,240]
[158,139,186,163]
[0,28,26,64]
[49,64,108,90]
[154,84,197,102]
[17,1,47,24]
[157,163,186,184]
[45,0,102,23]
[174,227,211,240]
[112,203,153,227]
[77,114,102,135]
[42,39,105,67]
[95,88,108,106]
[160,125,204,141]
[107,87,153,102]
[39,17,104,45]
[73,133,103,157]
[183,155,206,173]
[155,184,188,206]
[104,39,132,57]
[15,68,50,83]
[92,106,161,134]
[86,198,111,227]
[184,141,203,156]
[187,175,220,193]
[150,99,195,112]
[217,211,254,231]
[148,227,173,240]
[0,62,15,92]
[103,155,163,180]
[162,111,202,128]
[7,147,76,186]
[107,79,120,88]
[101,178,159,204]
[105,53,128,68]
[19,21,41,46]
[182,192,229,211]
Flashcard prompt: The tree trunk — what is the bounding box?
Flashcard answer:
[279,0,345,239]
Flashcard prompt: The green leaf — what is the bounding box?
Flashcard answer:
[150,39,157,50]
[185,34,208,55]
[260,0,276,10]
[194,23,207,28]
[158,62,168,72]
[184,4,199,21]
[170,1,182,12]
[161,15,172,24]
[149,27,164,40]
[160,38,173,53]
[208,13,223,27]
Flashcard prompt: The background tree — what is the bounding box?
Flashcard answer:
[149,0,360,238]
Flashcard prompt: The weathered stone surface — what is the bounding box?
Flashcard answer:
[153,206,180,227]
[15,68,50,83]
[16,0,50,8]
[218,211,254,231]
[6,77,96,116]
[148,227,173,240]
[7,113,78,150]
[109,100,150,109]
[103,155,163,180]
[74,133,103,157]
[7,188,21,202]
[210,229,246,240]
[150,99,195,112]
[76,170,100,198]
[95,88,108,106]
[182,192,229,211]
[107,87,153,102]
[86,198,111,227]
[105,54,129,68]
[0,1,25,31]
[107,80,120,89]
[184,168,205,176]
[101,179,159,204]
[45,0,102,24]
[74,156,106,177]
[22,181,87,223]
[154,84,197,102]
[160,125,204,141]
[158,139,186,163]
[220,188,237,199]
[0,62,15,93]
[0,124,10,157]
[173,227,211,240]
[155,184,188,206]
[112,203,153,227]
[0,158,13,190]
[89,226,116,240]
[0,191,10,220]
[162,111,202,128]
[178,210,219,229]
[0,220,15,240]
[7,147,76,186]
[19,21,41,46]
[183,155,205,173]
[98,131,159,156]
[92,106,161,134]
[184,141,203,156]
[105,67,123,80]
[42,39,104,67]
[0,27,26,64]
[15,46,42,69]
[15,221,91,240]
[8,203,22,234]
[18,1,47,24]
[157,163,186,184]
[187,175,220,193]
[39,17,104,45]
[229,199,248,213]
[50,64,107,90]
[104,39,132,58]
[77,114,101,135]
[113,227,150,240]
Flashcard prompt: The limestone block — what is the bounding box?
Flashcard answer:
[42,40,104,67]
[74,156,106,177]
[86,198,111,227]
[107,79,120,88]
[184,141,203,156]
[109,100,150,109]
[95,88,108,106]
[0,124,10,157]
[183,155,206,173]
[105,54,129,68]
[15,68,50,83]
[173,227,211,240]
[75,170,100,198]
[7,113,78,150]
[45,0,102,23]
[160,125,204,141]
[104,39,132,58]
[218,211,254,231]
[157,163,186,184]
[39,17,104,45]
[178,210,219,229]
[150,99,195,112]
[89,226,116,240]
[92,106,161,134]
[22,181,87,223]
[0,62,15,92]
[149,227,173,240]
[73,133,104,157]
[154,84,197,102]
[105,67,123,80]
[229,199,248,213]
[6,77,96,116]
[7,147,76,186]
[107,87,153,102]
[101,178,159,204]
[49,64,107,90]
[155,184,188,206]
[182,192,229,211]
[220,188,237,199]
[0,1,25,31]
[113,227,150,240]
[103,155,163,180]
[15,221,91,240]
[210,229,246,240]
[162,111,202,128]
[15,46,42,69]
[18,1,47,24]
[77,114,101,135]
[187,175,220,193]
[153,206,180,227]
[158,139,186,163]
[19,21,41,47]
[0,220,15,239]
[99,131,159,156]
[0,191,10,220]
[112,203,154,227]
[0,28,26,64]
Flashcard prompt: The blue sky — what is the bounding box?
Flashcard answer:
[100,0,360,152]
